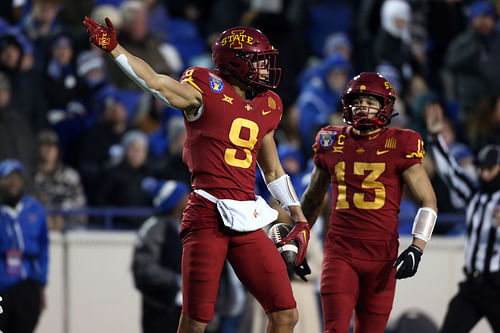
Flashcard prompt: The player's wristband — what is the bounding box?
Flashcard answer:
[266,174,300,211]
[114,54,172,107]
[412,207,437,243]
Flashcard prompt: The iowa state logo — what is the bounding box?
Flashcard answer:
[220,30,254,49]
[209,74,224,93]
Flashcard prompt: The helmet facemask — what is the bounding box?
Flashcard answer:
[345,94,391,130]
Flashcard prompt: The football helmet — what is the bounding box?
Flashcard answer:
[212,26,281,89]
[341,72,396,129]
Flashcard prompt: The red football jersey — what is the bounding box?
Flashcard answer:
[179,67,282,199]
[313,125,424,240]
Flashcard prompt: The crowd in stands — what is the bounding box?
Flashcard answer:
[0,0,498,233]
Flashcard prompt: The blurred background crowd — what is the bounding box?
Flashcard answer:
[0,0,498,234]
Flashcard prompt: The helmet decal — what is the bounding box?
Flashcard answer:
[221,29,254,49]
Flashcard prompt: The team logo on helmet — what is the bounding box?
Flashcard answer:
[221,30,254,49]
[209,74,224,93]
[319,130,337,148]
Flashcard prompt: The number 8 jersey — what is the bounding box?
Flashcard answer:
[313,125,424,241]
[180,67,282,199]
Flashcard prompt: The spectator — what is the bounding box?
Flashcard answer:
[445,0,500,124]
[0,33,48,133]
[0,0,27,25]
[95,129,154,228]
[373,0,418,94]
[467,94,500,151]
[132,178,190,333]
[32,129,86,230]
[43,33,88,150]
[296,53,351,153]
[323,31,352,62]
[0,71,37,184]
[21,0,66,71]
[151,116,190,185]
[105,0,183,90]
[0,159,49,333]
[75,88,130,204]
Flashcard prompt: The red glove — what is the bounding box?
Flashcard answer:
[279,221,310,266]
[83,16,117,52]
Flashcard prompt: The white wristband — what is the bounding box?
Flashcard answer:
[114,54,172,107]
[266,174,300,212]
[412,207,437,243]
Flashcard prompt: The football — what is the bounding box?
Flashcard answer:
[267,223,298,267]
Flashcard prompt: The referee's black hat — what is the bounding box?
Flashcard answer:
[476,145,500,167]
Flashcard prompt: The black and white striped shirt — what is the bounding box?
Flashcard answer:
[429,135,500,275]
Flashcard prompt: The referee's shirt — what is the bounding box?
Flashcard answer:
[428,135,500,276]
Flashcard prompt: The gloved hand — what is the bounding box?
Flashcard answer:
[294,258,311,282]
[394,244,423,279]
[279,221,310,266]
[83,16,117,52]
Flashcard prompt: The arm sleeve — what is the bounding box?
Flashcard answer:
[427,134,477,206]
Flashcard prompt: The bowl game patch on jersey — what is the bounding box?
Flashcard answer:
[209,74,224,93]
[319,130,337,149]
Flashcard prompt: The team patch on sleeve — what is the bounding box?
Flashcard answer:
[318,130,337,149]
[209,74,224,93]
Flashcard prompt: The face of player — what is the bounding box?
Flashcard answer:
[252,57,269,81]
[351,95,381,121]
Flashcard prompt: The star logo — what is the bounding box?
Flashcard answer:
[222,94,233,104]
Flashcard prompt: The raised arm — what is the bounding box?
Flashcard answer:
[83,16,202,114]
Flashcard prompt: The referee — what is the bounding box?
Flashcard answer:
[425,106,500,333]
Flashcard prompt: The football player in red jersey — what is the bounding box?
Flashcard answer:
[83,17,311,333]
[300,72,438,333]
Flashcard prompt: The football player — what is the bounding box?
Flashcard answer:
[83,17,311,333]
[300,72,438,332]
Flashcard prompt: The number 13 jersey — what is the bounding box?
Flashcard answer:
[180,67,282,199]
[313,125,425,241]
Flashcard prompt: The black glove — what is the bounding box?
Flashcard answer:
[394,244,423,279]
[294,258,311,282]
